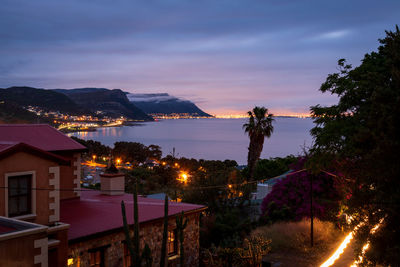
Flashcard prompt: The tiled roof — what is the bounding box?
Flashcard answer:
[60,190,205,241]
[0,124,86,152]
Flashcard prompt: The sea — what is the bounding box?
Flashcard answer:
[69,117,315,165]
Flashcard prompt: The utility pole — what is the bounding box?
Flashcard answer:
[310,174,314,247]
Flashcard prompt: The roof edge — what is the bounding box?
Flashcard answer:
[0,142,71,165]
[68,206,207,244]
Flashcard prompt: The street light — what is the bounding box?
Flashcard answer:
[178,172,188,184]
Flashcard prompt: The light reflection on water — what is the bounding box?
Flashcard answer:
[70,118,314,165]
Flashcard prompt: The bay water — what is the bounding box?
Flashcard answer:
[70,117,314,165]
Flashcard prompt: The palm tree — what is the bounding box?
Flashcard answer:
[243,106,274,180]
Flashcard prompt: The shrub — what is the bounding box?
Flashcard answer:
[251,219,340,253]
[260,158,344,223]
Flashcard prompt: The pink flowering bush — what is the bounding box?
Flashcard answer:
[260,158,344,223]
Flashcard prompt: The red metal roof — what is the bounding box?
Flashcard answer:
[0,124,86,152]
[0,143,14,152]
[0,142,70,165]
[0,225,17,234]
[60,190,205,241]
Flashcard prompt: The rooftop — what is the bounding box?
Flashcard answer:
[0,142,70,165]
[60,190,205,242]
[0,124,86,152]
[0,216,48,241]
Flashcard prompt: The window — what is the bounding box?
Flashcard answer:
[123,243,131,267]
[8,175,32,217]
[89,248,105,267]
[167,229,178,256]
[67,257,80,267]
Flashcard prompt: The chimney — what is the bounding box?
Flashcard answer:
[100,173,125,195]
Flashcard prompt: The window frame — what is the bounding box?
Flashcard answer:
[123,242,132,267]
[88,246,108,267]
[167,229,178,256]
[5,172,35,217]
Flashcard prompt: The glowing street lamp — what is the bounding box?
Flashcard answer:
[178,172,188,184]
[116,158,121,165]
[181,173,188,182]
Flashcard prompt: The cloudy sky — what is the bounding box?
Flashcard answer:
[1,0,399,115]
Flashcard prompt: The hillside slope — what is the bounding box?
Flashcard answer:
[0,86,87,115]
[56,88,153,121]
[127,93,212,117]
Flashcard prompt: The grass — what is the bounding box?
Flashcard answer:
[251,219,345,267]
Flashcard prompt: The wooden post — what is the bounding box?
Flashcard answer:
[310,174,314,247]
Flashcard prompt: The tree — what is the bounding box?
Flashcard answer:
[71,137,111,158]
[252,155,297,181]
[243,106,274,180]
[310,26,400,265]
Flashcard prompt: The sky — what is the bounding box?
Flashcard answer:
[0,0,399,116]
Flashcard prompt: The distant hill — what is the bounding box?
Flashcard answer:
[127,93,212,117]
[55,88,153,121]
[53,88,109,94]
[0,101,38,123]
[0,86,210,122]
[0,86,87,115]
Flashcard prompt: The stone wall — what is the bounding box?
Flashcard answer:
[69,212,201,267]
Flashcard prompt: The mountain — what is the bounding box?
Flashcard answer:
[127,93,212,117]
[0,86,210,121]
[0,101,40,124]
[55,88,153,121]
[53,88,109,94]
[0,86,87,115]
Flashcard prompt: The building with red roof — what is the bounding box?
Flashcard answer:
[0,124,205,267]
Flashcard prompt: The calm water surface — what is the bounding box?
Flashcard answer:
[70,118,314,165]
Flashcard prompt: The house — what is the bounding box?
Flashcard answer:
[0,124,205,267]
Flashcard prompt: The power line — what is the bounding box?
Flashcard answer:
[0,169,311,192]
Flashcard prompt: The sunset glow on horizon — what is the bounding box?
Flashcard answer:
[1,0,398,116]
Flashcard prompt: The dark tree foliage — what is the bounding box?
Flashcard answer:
[113,141,162,165]
[125,166,179,195]
[252,155,297,181]
[243,106,274,180]
[181,160,254,247]
[71,136,111,158]
[310,26,400,265]
[182,160,248,212]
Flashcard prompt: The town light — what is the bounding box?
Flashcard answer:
[116,158,121,165]
[181,173,188,182]
[178,172,188,184]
